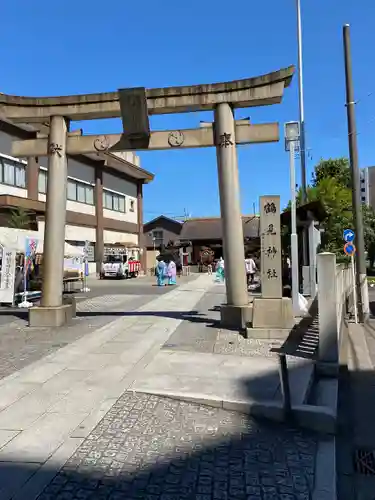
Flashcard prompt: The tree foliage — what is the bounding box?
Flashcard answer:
[287,157,375,264]
[312,157,351,189]
[8,208,32,229]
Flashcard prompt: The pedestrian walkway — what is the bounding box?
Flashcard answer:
[336,317,375,500]
[0,274,331,499]
[0,275,214,499]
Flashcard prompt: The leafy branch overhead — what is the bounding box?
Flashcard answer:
[286,157,375,263]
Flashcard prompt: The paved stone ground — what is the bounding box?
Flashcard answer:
[336,291,375,500]
[163,285,282,359]
[37,392,317,500]
[0,293,156,381]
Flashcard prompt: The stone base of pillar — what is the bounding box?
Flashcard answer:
[251,297,294,330]
[220,304,253,330]
[302,266,311,296]
[28,304,74,328]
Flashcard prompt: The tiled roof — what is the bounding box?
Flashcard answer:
[180,216,260,241]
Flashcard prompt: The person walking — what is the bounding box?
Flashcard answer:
[245,254,257,286]
[155,258,167,287]
[215,257,225,283]
[167,260,177,285]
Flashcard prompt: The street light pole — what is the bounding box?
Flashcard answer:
[296,0,307,201]
[285,121,300,315]
[290,141,299,315]
[296,0,309,271]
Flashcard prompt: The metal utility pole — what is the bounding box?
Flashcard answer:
[289,141,299,315]
[296,0,309,271]
[343,23,369,320]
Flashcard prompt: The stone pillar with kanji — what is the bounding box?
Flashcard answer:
[249,195,294,338]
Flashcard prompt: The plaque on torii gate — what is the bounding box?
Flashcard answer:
[0,66,295,328]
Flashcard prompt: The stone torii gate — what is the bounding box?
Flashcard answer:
[0,66,294,327]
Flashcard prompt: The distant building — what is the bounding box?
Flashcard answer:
[0,117,154,273]
[360,168,370,206]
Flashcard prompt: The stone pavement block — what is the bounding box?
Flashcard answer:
[0,401,46,431]
[0,430,20,449]
[0,411,89,463]
[68,352,119,371]
[11,362,67,385]
[47,384,109,414]
[83,364,133,387]
[70,398,117,438]
[90,340,135,354]
[11,437,86,500]
[0,381,40,411]
[37,369,93,396]
[0,388,69,431]
[35,392,319,500]
[141,349,279,380]
[0,462,40,500]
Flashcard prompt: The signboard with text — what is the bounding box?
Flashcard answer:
[259,195,282,299]
[0,246,16,304]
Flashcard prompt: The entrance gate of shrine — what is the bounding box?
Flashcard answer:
[0,66,294,327]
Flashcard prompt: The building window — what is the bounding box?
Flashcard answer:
[152,230,163,246]
[130,200,135,212]
[67,179,94,205]
[38,170,47,194]
[361,187,366,193]
[103,190,126,212]
[0,157,26,188]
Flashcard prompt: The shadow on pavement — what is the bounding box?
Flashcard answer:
[0,362,321,500]
[0,297,370,498]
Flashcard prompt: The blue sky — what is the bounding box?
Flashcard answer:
[2,0,375,220]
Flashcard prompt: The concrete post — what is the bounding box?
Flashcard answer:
[41,116,68,308]
[308,221,317,297]
[94,165,104,275]
[317,252,338,366]
[214,103,248,307]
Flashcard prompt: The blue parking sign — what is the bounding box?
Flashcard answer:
[343,229,355,243]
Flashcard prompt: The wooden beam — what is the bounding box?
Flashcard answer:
[11,122,279,158]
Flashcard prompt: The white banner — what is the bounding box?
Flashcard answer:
[0,247,16,304]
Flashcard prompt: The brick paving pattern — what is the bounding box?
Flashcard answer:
[37,392,317,500]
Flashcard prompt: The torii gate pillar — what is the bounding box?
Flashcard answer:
[29,116,73,327]
[214,103,252,329]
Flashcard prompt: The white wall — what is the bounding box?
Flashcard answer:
[37,220,96,243]
[114,152,141,167]
[38,194,95,215]
[67,200,95,216]
[103,207,137,224]
[0,185,27,198]
[103,230,138,245]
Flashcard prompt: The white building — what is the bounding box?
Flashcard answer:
[360,167,370,206]
[0,117,154,273]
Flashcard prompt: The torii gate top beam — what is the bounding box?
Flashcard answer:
[0,66,294,123]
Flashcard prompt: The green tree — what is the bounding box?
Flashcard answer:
[312,157,351,188]
[285,157,375,264]
[8,207,32,229]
